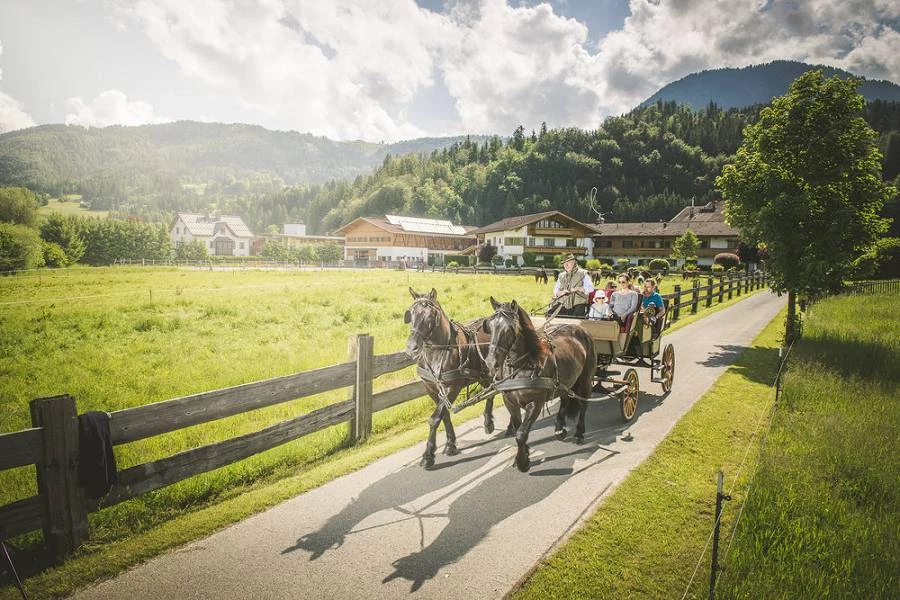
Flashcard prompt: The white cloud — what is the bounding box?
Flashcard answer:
[111,0,900,140]
[64,89,171,128]
[0,40,36,133]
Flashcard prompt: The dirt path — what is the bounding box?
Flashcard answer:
[72,292,785,600]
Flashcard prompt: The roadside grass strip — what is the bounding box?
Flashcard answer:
[512,306,787,599]
[717,294,899,599]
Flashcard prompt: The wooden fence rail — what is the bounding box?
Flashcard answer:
[0,272,767,558]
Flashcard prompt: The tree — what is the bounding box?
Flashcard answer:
[0,223,45,272]
[40,213,85,264]
[717,71,894,343]
[476,242,497,265]
[672,229,700,264]
[315,243,343,262]
[0,187,40,226]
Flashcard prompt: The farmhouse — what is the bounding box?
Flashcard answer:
[333,215,476,264]
[472,211,595,266]
[590,200,742,267]
[170,213,254,257]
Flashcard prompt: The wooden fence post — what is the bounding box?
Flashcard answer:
[30,395,88,557]
[673,285,681,322]
[736,274,743,296]
[728,276,734,300]
[718,276,725,303]
[691,279,700,314]
[351,334,374,443]
[706,277,713,307]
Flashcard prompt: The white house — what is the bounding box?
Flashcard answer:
[170,213,254,257]
[472,211,596,265]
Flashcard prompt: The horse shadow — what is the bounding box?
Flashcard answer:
[380,430,616,591]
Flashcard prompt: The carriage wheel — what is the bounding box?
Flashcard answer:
[661,343,675,393]
[619,368,639,422]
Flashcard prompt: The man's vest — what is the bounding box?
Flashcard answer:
[558,266,589,309]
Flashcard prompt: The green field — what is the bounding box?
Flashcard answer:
[36,196,109,219]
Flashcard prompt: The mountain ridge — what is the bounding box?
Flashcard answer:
[641,60,900,109]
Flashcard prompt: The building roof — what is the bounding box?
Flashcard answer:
[589,200,739,237]
[473,211,594,235]
[176,213,253,238]
[333,216,476,238]
[589,220,737,237]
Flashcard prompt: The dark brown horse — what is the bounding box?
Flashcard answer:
[482,297,596,472]
[404,288,497,469]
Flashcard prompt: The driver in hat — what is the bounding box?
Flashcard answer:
[550,253,594,316]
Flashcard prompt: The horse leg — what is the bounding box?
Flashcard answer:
[483,394,495,434]
[574,398,588,444]
[420,402,443,468]
[514,400,543,473]
[440,408,459,456]
[554,394,569,440]
[503,395,521,438]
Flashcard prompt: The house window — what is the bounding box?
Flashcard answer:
[543,239,555,247]
[239,242,245,249]
[597,240,612,248]
[623,240,634,248]
[505,237,525,245]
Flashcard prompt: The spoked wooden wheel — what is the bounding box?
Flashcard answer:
[619,368,639,422]
[661,343,675,393]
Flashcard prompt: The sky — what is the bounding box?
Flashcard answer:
[0,0,898,142]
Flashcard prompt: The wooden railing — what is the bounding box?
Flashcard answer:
[0,272,768,558]
[0,335,421,557]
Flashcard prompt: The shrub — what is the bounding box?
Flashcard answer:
[616,258,631,269]
[42,241,71,267]
[175,240,208,261]
[649,258,670,272]
[446,261,459,269]
[521,251,537,266]
[0,223,45,272]
[714,252,741,269]
[711,263,725,272]
[585,258,601,270]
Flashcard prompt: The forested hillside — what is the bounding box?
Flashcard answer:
[0,121,482,208]
[2,99,898,236]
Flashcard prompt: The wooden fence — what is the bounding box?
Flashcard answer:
[0,272,767,558]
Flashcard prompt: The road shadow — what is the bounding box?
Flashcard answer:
[699,344,748,368]
[380,438,615,591]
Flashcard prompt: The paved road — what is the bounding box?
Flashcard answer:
[73,292,785,600]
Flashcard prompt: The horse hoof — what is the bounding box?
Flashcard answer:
[555,428,567,440]
[443,443,460,456]
[420,455,435,469]
[516,458,531,473]
[484,420,495,435]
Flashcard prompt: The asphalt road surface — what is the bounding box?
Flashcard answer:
[73,291,785,600]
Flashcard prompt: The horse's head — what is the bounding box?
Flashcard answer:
[481,297,520,374]
[404,287,445,359]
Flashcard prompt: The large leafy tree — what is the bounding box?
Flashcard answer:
[672,229,700,264]
[718,71,894,343]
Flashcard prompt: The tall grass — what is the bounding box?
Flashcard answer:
[718,294,899,598]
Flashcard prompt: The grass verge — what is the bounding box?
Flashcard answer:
[716,293,899,599]
[511,305,786,599]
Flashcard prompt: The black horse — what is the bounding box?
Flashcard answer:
[481,297,596,472]
[404,288,497,469]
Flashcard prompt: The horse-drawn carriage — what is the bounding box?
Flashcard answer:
[530,304,675,422]
[404,288,675,473]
